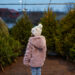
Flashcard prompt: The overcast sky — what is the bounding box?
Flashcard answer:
[0,0,75,11]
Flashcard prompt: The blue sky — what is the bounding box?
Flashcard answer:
[0,0,75,11]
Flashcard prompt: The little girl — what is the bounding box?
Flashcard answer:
[23,23,47,75]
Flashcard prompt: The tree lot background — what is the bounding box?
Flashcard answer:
[0,9,75,71]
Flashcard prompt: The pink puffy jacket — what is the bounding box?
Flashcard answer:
[23,35,47,67]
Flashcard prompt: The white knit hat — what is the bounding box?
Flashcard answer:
[31,23,43,36]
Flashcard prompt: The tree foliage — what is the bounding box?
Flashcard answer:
[60,10,75,61]
[41,8,57,52]
[11,12,32,48]
[0,18,9,36]
[41,8,75,62]
[0,18,22,71]
[56,10,75,62]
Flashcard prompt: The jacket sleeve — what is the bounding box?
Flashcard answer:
[23,39,32,66]
[43,37,47,62]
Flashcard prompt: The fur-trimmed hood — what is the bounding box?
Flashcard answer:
[29,36,45,51]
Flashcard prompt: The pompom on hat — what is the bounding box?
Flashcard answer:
[31,23,43,36]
